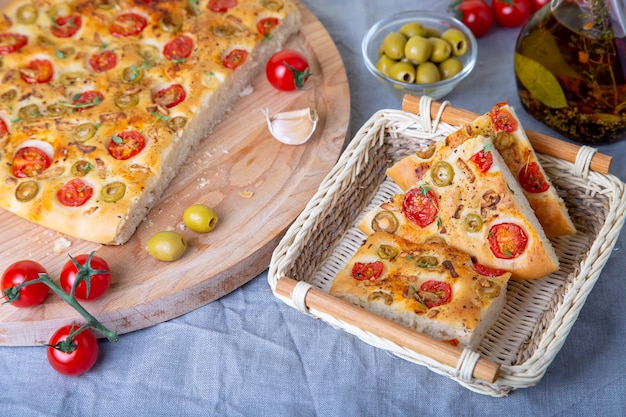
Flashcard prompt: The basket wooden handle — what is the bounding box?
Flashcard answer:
[402,94,612,174]
[275,276,501,384]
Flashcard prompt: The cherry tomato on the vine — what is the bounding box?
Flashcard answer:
[1,260,49,307]
[450,0,494,38]
[492,0,532,28]
[60,253,111,301]
[266,49,311,91]
[530,0,550,12]
[47,324,99,376]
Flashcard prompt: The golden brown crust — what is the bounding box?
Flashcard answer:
[0,0,301,244]
[363,135,560,280]
[329,232,510,349]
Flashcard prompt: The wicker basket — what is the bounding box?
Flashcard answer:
[267,103,626,396]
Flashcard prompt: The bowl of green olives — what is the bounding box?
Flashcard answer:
[362,11,478,101]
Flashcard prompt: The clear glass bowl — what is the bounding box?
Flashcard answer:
[362,11,478,101]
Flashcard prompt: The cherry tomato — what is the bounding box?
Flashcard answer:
[163,35,194,61]
[110,12,148,37]
[451,0,494,38]
[402,187,439,228]
[0,33,28,55]
[60,253,111,301]
[12,146,52,178]
[0,118,8,141]
[20,59,54,84]
[57,178,93,207]
[518,162,550,193]
[490,102,518,132]
[351,261,384,281]
[153,84,186,108]
[208,0,237,12]
[1,260,49,308]
[530,0,550,12]
[418,280,452,308]
[469,147,493,172]
[51,15,82,38]
[488,222,528,259]
[257,17,279,36]
[47,325,99,376]
[222,49,248,70]
[72,90,104,112]
[108,131,146,160]
[472,261,508,277]
[265,49,311,91]
[88,50,117,73]
[492,0,532,28]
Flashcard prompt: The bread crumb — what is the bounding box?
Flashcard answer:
[53,237,72,254]
[239,191,254,198]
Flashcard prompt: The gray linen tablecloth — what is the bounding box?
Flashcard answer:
[1,1,625,415]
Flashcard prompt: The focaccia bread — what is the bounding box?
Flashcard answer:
[387,102,576,237]
[360,135,560,280]
[329,232,511,349]
[0,0,300,244]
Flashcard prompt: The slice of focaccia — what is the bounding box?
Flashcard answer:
[360,135,560,280]
[387,102,576,237]
[329,232,511,349]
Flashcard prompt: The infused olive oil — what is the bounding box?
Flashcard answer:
[514,0,626,144]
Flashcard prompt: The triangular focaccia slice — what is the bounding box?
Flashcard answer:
[360,135,559,280]
[329,232,511,349]
[387,102,576,237]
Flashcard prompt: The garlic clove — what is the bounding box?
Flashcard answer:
[262,107,319,145]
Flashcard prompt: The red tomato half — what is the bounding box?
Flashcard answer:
[0,33,28,55]
[266,49,311,91]
[110,12,148,37]
[492,0,532,28]
[208,0,237,12]
[0,118,8,141]
[163,35,194,61]
[51,15,82,38]
[108,131,146,160]
[452,0,494,38]
[518,162,550,193]
[222,49,248,70]
[257,17,279,35]
[154,84,186,108]
[402,187,439,228]
[1,260,49,308]
[418,280,452,308]
[47,325,99,376]
[88,50,117,73]
[488,222,528,259]
[60,254,111,301]
[72,90,104,112]
[490,102,518,132]
[351,261,384,281]
[469,147,493,172]
[57,178,93,207]
[12,146,52,178]
[20,59,54,84]
[472,262,508,277]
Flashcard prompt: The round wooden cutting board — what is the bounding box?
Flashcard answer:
[0,1,350,346]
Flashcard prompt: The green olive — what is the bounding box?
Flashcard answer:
[212,24,238,38]
[415,61,441,84]
[377,244,399,260]
[441,28,468,57]
[15,180,39,202]
[114,93,139,110]
[167,116,188,132]
[183,204,219,233]
[36,35,55,47]
[1,88,17,103]
[49,2,72,19]
[463,213,483,232]
[101,181,126,203]
[261,0,284,11]
[423,26,441,38]
[71,160,94,176]
[439,57,463,80]
[59,72,85,86]
[16,4,38,24]
[159,14,183,33]
[493,132,514,150]
[18,104,40,121]
[121,65,144,83]
[388,61,416,83]
[416,255,439,268]
[46,103,67,117]
[381,31,406,60]
[404,35,431,64]
[399,22,426,38]
[428,37,452,63]
[138,44,160,63]
[474,279,502,299]
[375,54,396,76]
[371,210,399,233]
[430,160,454,186]
[55,47,75,59]
[147,231,187,262]
[97,0,118,9]
[73,123,97,142]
